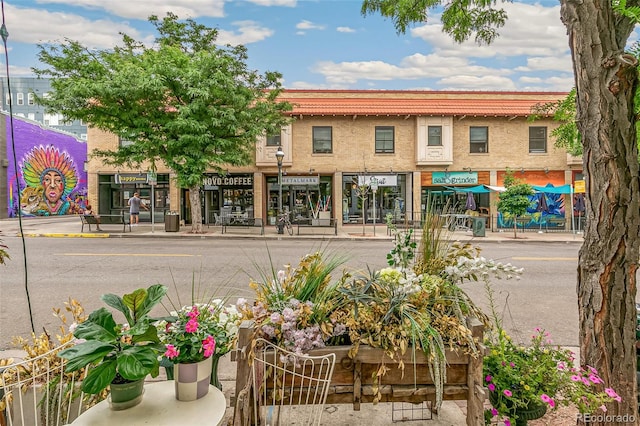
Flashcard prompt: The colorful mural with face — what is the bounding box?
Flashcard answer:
[6,116,88,217]
[20,146,79,215]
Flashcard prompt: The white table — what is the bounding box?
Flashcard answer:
[440,214,472,231]
[71,381,226,425]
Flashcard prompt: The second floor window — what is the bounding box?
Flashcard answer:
[266,132,281,146]
[529,126,547,153]
[470,126,488,153]
[428,126,442,146]
[375,126,394,153]
[313,126,332,153]
[28,93,35,105]
[17,93,24,105]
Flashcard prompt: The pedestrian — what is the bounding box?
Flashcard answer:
[128,192,147,226]
[84,202,102,231]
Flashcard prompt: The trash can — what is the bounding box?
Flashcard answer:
[471,217,485,237]
[165,211,180,232]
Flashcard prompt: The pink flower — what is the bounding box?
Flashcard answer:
[589,374,602,384]
[605,388,622,402]
[490,408,498,416]
[600,404,607,412]
[488,383,496,392]
[540,394,555,408]
[485,375,492,382]
[504,420,511,426]
[582,377,591,386]
[570,375,581,382]
[187,306,199,319]
[185,318,199,333]
[164,344,179,359]
[203,335,216,358]
[503,389,512,397]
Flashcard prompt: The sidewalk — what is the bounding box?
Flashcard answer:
[0,215,585,243]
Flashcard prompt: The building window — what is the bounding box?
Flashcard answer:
[375,126,394,153]
[529,126,547,153]
[470,126,488,153]
[28,93,35,105]
[266,132,281,147]
[17,93,24,105]
[313,126,332,153]
[428,126,442,146]
[5,93,9,105]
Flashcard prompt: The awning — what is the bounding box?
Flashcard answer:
[485,185,506,193]
[442,185,491,194]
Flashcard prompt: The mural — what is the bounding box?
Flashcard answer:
[6,117,87,217]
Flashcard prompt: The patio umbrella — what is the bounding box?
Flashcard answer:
[536,193,548,232]
[574,193,586,231]
[465,191,477,211]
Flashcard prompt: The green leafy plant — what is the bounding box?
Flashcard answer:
[58,284,168,394]
[496,169,534,239]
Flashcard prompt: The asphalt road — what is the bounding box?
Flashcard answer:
[1,237,581,349]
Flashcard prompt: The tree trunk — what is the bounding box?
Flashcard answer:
[561,2,640,423]
[187,185,203,234]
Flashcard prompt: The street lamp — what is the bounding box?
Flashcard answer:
[276,146,285,234]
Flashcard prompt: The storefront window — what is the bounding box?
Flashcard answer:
[98,174,169,222]
[342,174,406,224]
[267,175,332,224]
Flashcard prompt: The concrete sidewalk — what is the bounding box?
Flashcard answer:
[0,215,585,243]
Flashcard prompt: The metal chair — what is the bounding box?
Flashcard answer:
[0,341,91,426]
[251,338,336,426]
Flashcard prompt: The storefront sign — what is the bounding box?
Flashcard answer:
[357,175,398,187]
[115,173,148,184]
[282,176,319,185]
[431,171,478,185]
[202,175,253,187]
[574,180,585,193]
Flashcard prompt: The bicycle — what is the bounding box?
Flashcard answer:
[277,212,293,235]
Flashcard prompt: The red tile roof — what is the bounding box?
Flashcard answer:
[277,90,567,117]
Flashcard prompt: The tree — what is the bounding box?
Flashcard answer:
[496,170,534,239]
[32,13,292,233]
[362,0,640,421]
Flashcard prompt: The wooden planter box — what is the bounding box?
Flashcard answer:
[232,319,485,426]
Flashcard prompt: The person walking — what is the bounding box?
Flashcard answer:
[128,192,147,226]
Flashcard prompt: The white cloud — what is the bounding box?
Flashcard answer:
[216,21,274,45]
[7,4,148,47]
[34,0,226,20]
[337,26,355,33]
[438,75,518,91]
[411,2,569,61]
[515,55,573,73]
[296,20,326,31]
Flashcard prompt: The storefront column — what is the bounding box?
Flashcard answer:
[253,171,264,221]
[412,172,421,222]
[334,171,342,232]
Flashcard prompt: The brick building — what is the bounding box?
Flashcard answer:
[86,90,580,230]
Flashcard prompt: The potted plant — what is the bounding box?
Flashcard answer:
[157,299,241,392]
[58,284,168,409]
[483,297,620,425]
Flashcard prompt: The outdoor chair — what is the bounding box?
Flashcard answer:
[251,338,336,426]
[0,341,91,426]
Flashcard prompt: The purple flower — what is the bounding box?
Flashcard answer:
[540,394,555,408]
[485,375,492,382]
[503,389,512,398]
[488,383,496,392]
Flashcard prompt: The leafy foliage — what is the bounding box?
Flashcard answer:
[497,169,534,238]
[58,285,168,394]
[32,13,293,231]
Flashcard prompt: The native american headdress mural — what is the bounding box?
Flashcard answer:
[6,117,87,217]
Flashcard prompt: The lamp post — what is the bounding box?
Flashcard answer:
[276,146,285,234]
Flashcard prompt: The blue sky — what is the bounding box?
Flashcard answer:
[4,0,627,91]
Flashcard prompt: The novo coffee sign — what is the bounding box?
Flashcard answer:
[203,175,253,188]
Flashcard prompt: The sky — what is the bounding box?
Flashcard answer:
[4,0,635,92]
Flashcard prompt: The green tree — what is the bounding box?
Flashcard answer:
[32,13,292,233]
[362,1,640,420]
[496,169,534,239]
